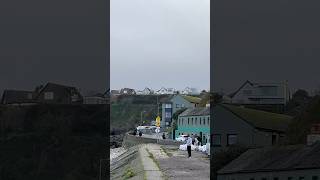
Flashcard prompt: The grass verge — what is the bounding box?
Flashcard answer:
[122,167,136,180]
[146,148,160,169]
[160,146,173,157]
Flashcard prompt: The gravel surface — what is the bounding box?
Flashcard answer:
[157,145,210,180]
[110,147,126,162]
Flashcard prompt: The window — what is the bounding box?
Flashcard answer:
[312,176,319,180]
[272,134,277,145]
[195,119,197,125]
[27,93,33,99]
[176,104,180,108]
[191,118,193,125]
[203,118,206,125]
[207,118,210,125]
[227,134,238,146]
[165,112,171,118]
[165,104,172,108]
[44,92,54,100]
[212,134,221,146]
[200,118,202,125]
[181,104,185,107]
[243,89,252,95]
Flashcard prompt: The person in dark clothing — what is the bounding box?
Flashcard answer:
[162,133,166,139]
[139,131,142,137]
[186,134,192,158]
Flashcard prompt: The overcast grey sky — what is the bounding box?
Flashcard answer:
[0,0,107,96]
[111,0,210,91]
[213,0,320,95]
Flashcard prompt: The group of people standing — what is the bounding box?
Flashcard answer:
[185,134,202,158]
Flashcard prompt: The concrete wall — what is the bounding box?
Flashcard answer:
[122,134,183,148]
[218,169,320,180]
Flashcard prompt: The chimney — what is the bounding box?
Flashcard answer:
[307,123,320,146]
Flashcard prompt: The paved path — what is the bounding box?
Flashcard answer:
[139,144,165,180]
[156,144,210,180]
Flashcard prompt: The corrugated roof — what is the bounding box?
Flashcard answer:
[181,95,201,104]
[221,104,292,132]
[218,142,320,174]
[179,107,210,117]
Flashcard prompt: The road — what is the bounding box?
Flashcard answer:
[142,143,210,180]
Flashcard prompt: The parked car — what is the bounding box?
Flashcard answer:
[175,135,189,142]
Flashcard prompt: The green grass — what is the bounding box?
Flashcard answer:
[146,148,160,169]
[122,168,136,180]
[160,146,173,157]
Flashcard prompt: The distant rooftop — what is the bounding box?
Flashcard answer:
[179,107,210,117]
[181,95,201,104]
[220,104,292,132]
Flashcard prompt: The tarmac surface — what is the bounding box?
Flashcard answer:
[144,143,210,180]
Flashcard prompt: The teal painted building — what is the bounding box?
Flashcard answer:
[175,107,210,144]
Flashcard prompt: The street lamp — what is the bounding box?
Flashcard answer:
[140,111,146,125]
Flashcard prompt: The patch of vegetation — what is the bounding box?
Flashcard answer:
[122,168,136,179]
[146,148,160,169]
[160,146,173,157]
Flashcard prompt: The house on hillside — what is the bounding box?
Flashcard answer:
[120,88,136,95]
[155,87,176,95]
[227,80,290,113]
[36,83,83,104]
[110,90,120,95]
[217,142,320,180]
[212,104,292,153]
[136,87,154,95]
[176,107,210,145]
[83,92,107,104]
[161,94,201,128]
[181,87,199,95]
[1,90,37,105]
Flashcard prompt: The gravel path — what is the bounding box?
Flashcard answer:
[156,144,210,180]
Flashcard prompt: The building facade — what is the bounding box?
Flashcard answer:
[175,107,210,145]
[227,81,290,113]
[161,94,201,128]
[212,104,292,153]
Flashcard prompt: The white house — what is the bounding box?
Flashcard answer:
[181,87,199,95]
[136,87,154,95]
[228,80,290,105]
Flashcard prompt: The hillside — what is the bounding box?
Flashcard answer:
[0,104,107,180]
[110,95,171,134]
[286,95,320,144]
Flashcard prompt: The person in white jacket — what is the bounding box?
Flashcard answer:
[186,134,192,158]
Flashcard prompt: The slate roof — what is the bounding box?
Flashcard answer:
[181,95,201,104]
[221,104,292,132]
[179,107,210,117]
[218,142,320,175]
[1,90,35,104]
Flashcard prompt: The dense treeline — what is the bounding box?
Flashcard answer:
[0,104,108,180]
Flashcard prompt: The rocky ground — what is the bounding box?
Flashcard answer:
[110,134,125,148]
